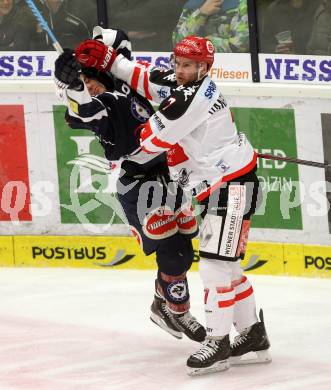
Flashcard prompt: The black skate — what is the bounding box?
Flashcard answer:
[150,295,183,339]
[230,309,271,366]
[187,336,231,376]
[172,311,206,343]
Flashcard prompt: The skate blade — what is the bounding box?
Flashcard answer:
[187,360,230,376]
[150,313,183,339]
[230,349,272,366]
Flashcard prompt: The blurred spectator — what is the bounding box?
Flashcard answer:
[260,0,321,54]
[307,0,331,55]
[173,0,249,53]
[31,0,90,50]
[108,0,187,51]
[0,0,36,50]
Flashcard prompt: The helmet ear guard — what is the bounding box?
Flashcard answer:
[173,35,215,70]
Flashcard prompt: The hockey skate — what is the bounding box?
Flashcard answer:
[187,336,231,376]
[150,294,183,339]
[230,308,271,366]
[171,311,206,343]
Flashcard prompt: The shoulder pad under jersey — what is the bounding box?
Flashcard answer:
[149,68,177,87]
[158,79,203,120]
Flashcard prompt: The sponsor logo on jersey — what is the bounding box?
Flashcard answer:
[163,73,177,82]
[204,80,217,100]
[175,85,199,102]
[157,88,168,99]
[162,97,176,111]
[237,133,247,147]
[208,93,228,114]
[215,159,230,173]
[167,280,188,302]
[152,113,166,131]
[130,97,151,122]
[219,185,246,258]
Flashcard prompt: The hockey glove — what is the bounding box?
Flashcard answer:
[137,123,159,154]
[75,39,117,72]
[54,48,81,89]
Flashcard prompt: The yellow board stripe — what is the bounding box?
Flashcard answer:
[0,236,330,278]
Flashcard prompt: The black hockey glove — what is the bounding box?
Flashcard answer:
[54,48,82,89]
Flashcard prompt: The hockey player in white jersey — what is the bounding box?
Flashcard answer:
[75,33,271,376]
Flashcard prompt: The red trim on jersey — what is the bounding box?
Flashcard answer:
[204,288,209,304]
[216,286,233,294]
[196,152,257,201]
[151,136,173,149]
[141,145,159,154]
[235,286,253,301]
[231,275,247,288]
[143,71,152,100]
[167,143,189,166]
[140,122,153,141]
[131,66,141,91]
[218,298,235,308]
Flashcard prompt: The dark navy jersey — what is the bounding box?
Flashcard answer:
[65,79,155,161]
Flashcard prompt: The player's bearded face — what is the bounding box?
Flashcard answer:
[174,57,206,85]
[80,75,106,96]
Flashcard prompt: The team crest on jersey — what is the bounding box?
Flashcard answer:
[130,98,151,122]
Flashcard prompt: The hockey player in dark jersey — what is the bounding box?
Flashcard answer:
[75,32,271,375]
[53,31,206,344]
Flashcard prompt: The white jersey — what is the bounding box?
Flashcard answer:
[111,54,257,201]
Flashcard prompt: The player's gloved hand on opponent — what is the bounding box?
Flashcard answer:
[54,48,82,90]
[75,39,117,72]
[136,123,158,154]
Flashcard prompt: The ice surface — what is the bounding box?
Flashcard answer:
[0,268,330,390]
